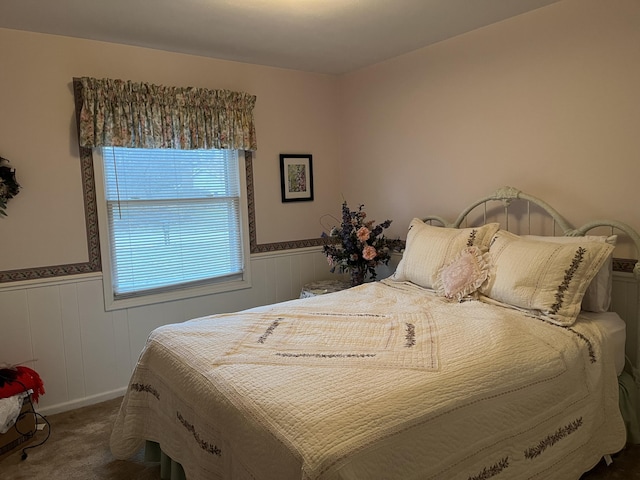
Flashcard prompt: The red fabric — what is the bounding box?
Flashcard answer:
[0,366,45,402]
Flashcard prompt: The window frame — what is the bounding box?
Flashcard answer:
[93,148,252,311]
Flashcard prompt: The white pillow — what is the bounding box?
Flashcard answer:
[392,219,500,290]
[481,231,615,326]
[522,235,617,313]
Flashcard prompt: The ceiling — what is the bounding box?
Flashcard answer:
[0,0,561,75]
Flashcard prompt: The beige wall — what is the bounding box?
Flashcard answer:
[0,28,342,272]
[340,0,640,257]
[2,0,639,274]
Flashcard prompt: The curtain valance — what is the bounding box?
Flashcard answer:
[76,77,257,151]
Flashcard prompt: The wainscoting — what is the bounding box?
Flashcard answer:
[0,247,358,415]
[0,250,636,415]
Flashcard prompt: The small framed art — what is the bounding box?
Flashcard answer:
[279,154,314,202]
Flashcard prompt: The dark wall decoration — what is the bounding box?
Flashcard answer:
[0,156,20,217]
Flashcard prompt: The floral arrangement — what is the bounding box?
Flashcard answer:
[0,156,20,217]
[322,202,393,286]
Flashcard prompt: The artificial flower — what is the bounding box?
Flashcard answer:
[322,202,393,285]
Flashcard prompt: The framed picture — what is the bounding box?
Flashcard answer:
[279,154,314,202]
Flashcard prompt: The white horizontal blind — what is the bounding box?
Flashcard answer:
[102,147,243,297]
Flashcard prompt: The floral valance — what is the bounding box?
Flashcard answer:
[76,77,257,151]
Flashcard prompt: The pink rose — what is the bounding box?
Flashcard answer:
[362,245,377,261]
[357,227,370,242]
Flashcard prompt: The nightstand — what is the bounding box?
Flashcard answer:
[299,279,350,298]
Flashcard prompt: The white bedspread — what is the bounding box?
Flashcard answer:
[110,280,625,480]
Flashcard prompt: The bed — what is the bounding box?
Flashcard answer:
[110,186,640,480]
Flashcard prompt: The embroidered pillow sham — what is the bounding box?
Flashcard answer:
[522,235,617,313]
[392,219,500,290]
[433,246,492,301]
[480,231,615,326]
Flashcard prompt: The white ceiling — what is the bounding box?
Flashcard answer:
[0,0,561,75]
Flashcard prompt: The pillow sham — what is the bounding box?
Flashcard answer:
[392,219,500,290]
[433,246,492,301]
[522,234,617,313]
[480,231,615,326]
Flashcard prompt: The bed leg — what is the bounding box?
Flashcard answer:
[603,454,613,466]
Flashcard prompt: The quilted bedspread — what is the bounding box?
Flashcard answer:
[110,280,625,480]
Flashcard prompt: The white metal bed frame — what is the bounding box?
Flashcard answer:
[424,186,639,270]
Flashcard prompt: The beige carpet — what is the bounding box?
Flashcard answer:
[0,396,638,479]
[0,397,158,480]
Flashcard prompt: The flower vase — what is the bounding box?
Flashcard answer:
[350,267,366,287]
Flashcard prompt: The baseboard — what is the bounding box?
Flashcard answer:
[36,387,127,416]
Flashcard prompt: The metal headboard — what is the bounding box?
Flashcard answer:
[423,186,640,280]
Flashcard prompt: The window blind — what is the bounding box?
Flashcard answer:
[103,147,243,297]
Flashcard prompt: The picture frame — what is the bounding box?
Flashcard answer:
[279,154,314,202]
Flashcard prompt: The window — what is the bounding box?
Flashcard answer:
[94,147,250,309]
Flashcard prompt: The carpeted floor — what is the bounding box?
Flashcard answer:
[0,396,638,479]
[0,397,158,480]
